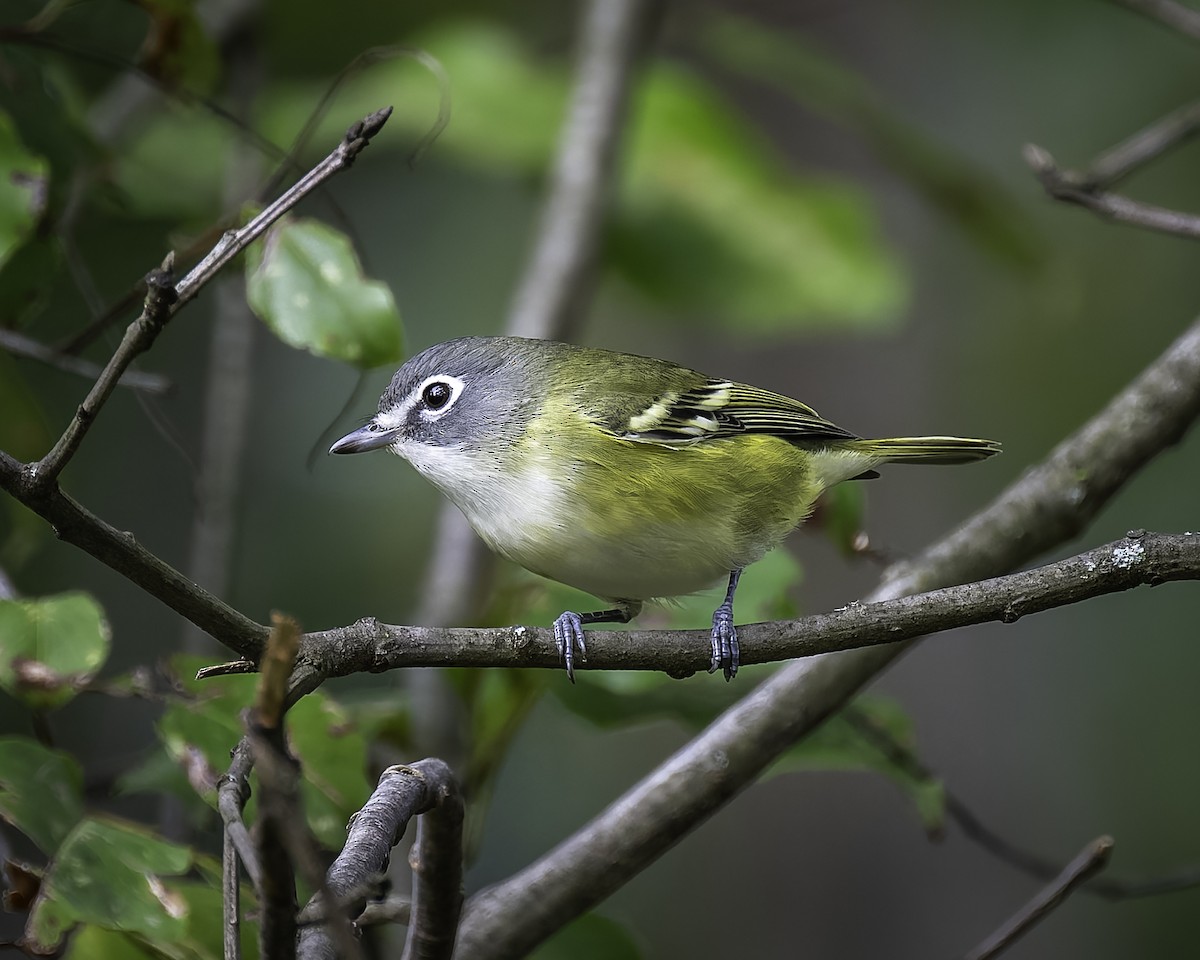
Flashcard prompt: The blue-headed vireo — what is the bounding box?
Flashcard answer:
[331,336,1000,680]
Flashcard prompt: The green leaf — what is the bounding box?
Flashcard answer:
[26,817,193,952]
[531,913,643,960]
[0,737,84,852]
[62,927,160,959]
[698,12,1043,271]
[285,694,372,848]
[0,109,49,270]
[0,593,111,708]
[245,216,404,368]
[771,696,946,835]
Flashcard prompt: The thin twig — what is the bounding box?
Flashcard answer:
[0,108,394,661]
[223,822,242,960]
[1114,0,1200,41]
[1076,100,1200,189]
[251,615,303,960]
[292,531,1199,676]
[217,741,263,892]
[26,106,392,489]
[964,837,1114,960]
[297,760,463,960]
[843,705,1200,900]
[449,313,1200,959]
[1024,143,1200,239]
[0,328,172,394]
[415,0,660,628]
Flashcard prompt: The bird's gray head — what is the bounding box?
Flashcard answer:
[329,337,544,459]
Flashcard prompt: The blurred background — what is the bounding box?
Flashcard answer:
[2,0,1199,957]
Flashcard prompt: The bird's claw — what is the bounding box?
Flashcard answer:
[708,602,739,681]
[552,611,587,682]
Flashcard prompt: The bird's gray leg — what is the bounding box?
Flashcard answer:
[552,600,641,682]
[709,568,743,681]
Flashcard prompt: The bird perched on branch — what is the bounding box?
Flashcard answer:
[332,337,1000,680]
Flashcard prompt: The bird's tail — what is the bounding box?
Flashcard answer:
[851,436,1002,465]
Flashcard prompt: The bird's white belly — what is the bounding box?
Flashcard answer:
[403,444,738,601]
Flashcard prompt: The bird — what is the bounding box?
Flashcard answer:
[331,336,1000,680]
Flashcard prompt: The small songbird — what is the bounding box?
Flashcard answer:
[331,336,999,680]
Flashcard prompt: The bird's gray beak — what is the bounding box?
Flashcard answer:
[329,422,402,455]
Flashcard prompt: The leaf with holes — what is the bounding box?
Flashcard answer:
[0,593,110,709]
[246,215,403,368]
[25,817,193,952]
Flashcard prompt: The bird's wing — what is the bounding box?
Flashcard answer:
[613,379,860,448]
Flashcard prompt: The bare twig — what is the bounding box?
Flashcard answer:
[355,896,412,927]
[297,760,463,960]
[217,741,263,892]
[1115,0,1200,41]
[416,0,660,628]
[25,106,392,490]
[0,328,171,394]
[33,258,179,486]
[292,531,1199,677]
[449,314,1200,959]
[402,760,465,960]
[0,108,394,661]
[844,706,1200,900]
[1076,99,1200,189]
[251,615,303,960]
[223,820,243,960]
[964,837,1114,960]
[1024,143,1200,239]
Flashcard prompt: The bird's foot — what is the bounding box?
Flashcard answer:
[709,601,739,681]
[552,611,587,682]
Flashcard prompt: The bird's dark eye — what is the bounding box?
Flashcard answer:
[422,380,452,410]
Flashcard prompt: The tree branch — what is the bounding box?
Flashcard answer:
[0,107,394,661]
[294,531,1198,676]
[1073,99,1200,189]
[844,704,1200,901]
[250,616,303,960]
[0,328,172,395]
[296,760,463,960]
[1024,143,1200,239]
[26,106,392,490]
[0,450,269,659]
[964,837,1114,960]
[448,313,1200,959]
